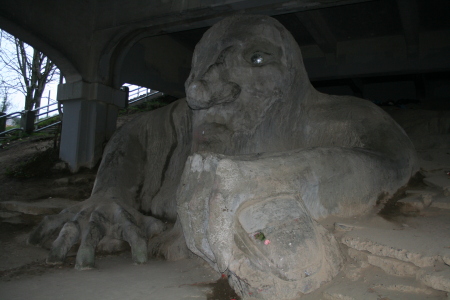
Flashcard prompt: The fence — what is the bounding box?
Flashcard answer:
[123,84,162,106]
[0,84,161,138]
[0,101,61,138]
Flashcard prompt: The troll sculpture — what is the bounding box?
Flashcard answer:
[29,15,418,299]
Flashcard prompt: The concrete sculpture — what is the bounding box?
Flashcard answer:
[29,15,418,299]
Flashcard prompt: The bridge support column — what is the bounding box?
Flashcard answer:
[57,81,127,172]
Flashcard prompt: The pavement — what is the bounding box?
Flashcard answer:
[0,254,221,300]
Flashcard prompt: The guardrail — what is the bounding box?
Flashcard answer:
[0,101,62,138]
[126,84,153,100]
[122,84,162,106]
[34,120,62,133]
[34,101,61,120]
[0,111,23,136]
[0,84,162,138]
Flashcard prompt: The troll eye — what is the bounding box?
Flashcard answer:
[251,53,264,65]
[245,49,275,67]
[243,41,281,67]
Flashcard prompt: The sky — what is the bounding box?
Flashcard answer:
[6,82,59,113]
[0,30,59,115]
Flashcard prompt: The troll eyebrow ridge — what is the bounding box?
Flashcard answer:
[215,46,234,64]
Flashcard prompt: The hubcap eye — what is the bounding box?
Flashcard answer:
[251,53,264,65]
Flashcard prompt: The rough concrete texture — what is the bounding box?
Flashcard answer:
[320,269,445,300]
[334,190,450,297]
[404,189,435,206]
[314,212,450,298]
[385,109,450,151]
[397,195,426,212]
[347,248,370,268]
[21,14,443,300]
[0,229,49,271]
[305,142,450,299]
[179,14,418,299]
[367,254,419,277]
[431,195,450,209]
[0,255,220,300]
[341,216,450,268]
[418,267,450,293]
[0,198,80,215]
[423,176,450,191]
[319,271,444,300]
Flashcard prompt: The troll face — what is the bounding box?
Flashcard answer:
[185,15,310,154]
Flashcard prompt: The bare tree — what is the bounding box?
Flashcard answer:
[0,30,58,111]
[0,87,12,113]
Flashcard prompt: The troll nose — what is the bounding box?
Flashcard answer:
[185,63,241,110]
[186,63,220,110]
[186,80,213,109]
[186,79,241,110]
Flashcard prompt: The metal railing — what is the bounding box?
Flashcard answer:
[34,120,62,133]
[0,102,62,137]
[0,84,161,138]
[33,102,62,133]
[0,111,23,136]
[123,84,162,106]
[34,101,60,120]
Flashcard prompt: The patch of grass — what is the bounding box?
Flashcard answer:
[5,147,60,179]
[0,131,28,144]
[0,132,45,148]
[1,118,61,147]
[5,124,20,130]
[119,95,177,115]
[35,115,61,129]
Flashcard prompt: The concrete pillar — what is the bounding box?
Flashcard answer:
[57,81,127,172]
[20,110,36,134]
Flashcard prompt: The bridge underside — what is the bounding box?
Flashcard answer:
[1,0,449,171]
